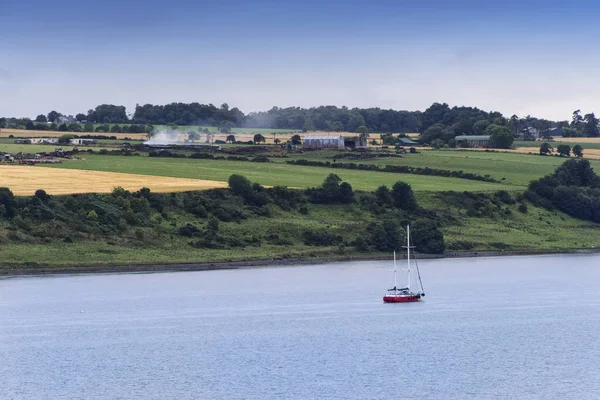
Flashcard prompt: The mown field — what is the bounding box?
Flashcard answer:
[42,154,509,192]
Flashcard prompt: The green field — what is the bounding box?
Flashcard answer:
[281,148,600,187]
[514,140,600,150]
[44,154,510,192]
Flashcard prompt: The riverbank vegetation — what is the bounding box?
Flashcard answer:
[3,158,600,271]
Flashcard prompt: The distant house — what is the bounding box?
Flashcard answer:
[70,138,96,145]
[27,138,59,144]
[518,126,539,139]
[455,135,491,148]
[303,135,345,149]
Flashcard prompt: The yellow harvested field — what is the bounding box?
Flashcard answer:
[0,166,227,196]
[0,128,147,140]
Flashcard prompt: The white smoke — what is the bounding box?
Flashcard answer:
[144,128,183,145]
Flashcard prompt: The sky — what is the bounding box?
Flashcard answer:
[1,0,599,120]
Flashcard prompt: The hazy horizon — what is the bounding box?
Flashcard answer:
[2,0,599,121]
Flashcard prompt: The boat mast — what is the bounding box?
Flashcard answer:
[393,250,397,290]
[407,225,411,291]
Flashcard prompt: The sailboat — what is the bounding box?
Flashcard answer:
[383,225,425,303]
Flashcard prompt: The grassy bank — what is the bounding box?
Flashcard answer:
[2,178,600,273]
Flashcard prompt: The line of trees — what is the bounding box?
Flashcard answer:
[2,101,574,139]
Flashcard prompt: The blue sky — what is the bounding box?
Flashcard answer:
[1,0,599,120]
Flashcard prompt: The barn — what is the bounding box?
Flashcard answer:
[302,135,345,149]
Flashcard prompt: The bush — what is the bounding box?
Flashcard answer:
[175,224,201,237]
[303,230,343,246]
[518,203,528,213]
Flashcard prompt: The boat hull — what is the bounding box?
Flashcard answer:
[383,294,422,303]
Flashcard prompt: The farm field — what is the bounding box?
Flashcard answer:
[514,138,600,150]
[0,143,101,154]
[0,165,226,196]
[0,128,147,140]
[281,148,600,187]
[42,154,510,192]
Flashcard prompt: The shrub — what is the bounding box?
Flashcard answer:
[302,230,343,246]
[518,203,528,213]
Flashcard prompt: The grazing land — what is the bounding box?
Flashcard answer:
[0,166,226,195]
[42,154,508,192]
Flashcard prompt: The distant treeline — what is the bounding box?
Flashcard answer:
[3,102,572,137]
[286,159,499,183]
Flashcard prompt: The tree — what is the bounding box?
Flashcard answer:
[486,124,514,149]
[47,111,60,123]
[57,123,69,132]
[557,144,571,157]
[84,122,94,132]
[75,113,87,122]
[571,110,583,130]
[539,142,553,155]
[253,134,266,144]
[35,114,47,123]
[375,185,392,205]
[419,123,453,144]
[274,138,281,144]
[226,134,236,143]
[58,134,74,144]
[472,120,489,135]
[583,113,599,137]
[291,134,302,145]
[34,189,49,202]
[228,174,252,197]
[430,139,444,149]
[188,131,200,142]
[411,219,445,254]
[391,181,417,210]
[573,144,584,158]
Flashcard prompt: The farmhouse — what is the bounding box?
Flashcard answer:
[19,138,59,144]
[70,138,97,145]
[455,135,491,148]
[303,135,345,149]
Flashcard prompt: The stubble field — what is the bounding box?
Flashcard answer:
[0,165,226,196]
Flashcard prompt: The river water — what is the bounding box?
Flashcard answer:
[1,254,600,399]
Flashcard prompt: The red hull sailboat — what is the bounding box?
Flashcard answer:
[383,225,425,303]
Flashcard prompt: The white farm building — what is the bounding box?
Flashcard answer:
[302,135,345,149]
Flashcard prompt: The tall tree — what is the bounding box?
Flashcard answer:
[47,110,60,123]
[539,142,553,155]
[583,113,599,137]
[486,124,514,149]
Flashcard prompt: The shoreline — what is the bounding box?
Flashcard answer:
[2,247,600,278]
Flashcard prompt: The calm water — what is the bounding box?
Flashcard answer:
[1,255,600,399]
